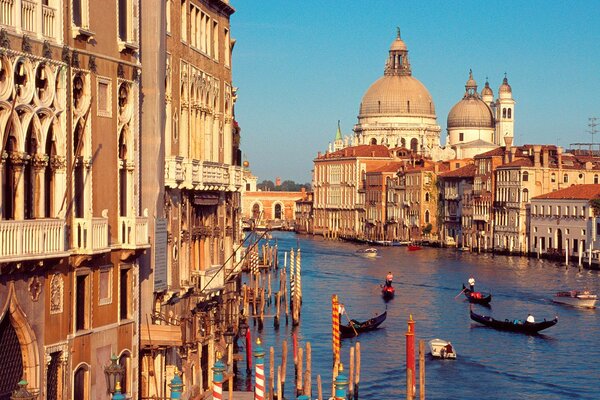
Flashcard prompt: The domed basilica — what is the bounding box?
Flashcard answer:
[332,30,516,161]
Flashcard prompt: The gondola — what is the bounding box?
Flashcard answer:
[470,309,558,334]
[381,284,395,300]
[407,245,422,251]
[340,310,387,336]
[462,284,492,305]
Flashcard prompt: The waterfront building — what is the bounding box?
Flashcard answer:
[295,189,314,234]
[353,30,442,156]
[312,144,393,239]
[0,1,146,397]
[494,144,600,253]
[140,0,244,397]
[438,163,476,247]
[528,184,600,259]
[446,71,515,159]
[242,190,304,230]
[364,162,404,241]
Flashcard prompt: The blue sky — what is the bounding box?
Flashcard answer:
[231,1,600,183]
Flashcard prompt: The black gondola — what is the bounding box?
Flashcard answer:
[340,310,387,336]
[382,284,395,300]
[470,309,558,334]
[462,284,492,305]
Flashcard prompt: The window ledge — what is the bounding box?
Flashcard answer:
[118,40,139,54]
[72,25,95,41]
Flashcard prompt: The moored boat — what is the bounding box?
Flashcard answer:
[356,248,378,257]
[470,309,558,334]
[428,338,457,359]
[462,284,492,305]
[408,245,422,251]
[553,290,597,308]
[381,285,395,300]
[340,310,387,336]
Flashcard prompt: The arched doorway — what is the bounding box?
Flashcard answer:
[274,203,282,219]
[252,203,261,219]
[556,229,563,251]
[0,315,23,399]
[410,138,418,152]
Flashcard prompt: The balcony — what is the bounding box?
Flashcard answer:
[165,156,185,188]
[0,218,68,263]
[72,211,110,255]
[141,323,182,348]
[192,264,224,293]
[118,209,150,250]
[229,165,244,191]
[21,0,35,32]
[42,5,56,38]
[199,161,229,190]
[0,0,14,27]
[473,213,489,221]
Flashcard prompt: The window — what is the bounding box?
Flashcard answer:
[180,0,187,42]
[551,173,556,183]
[75,273,90,331]
[274,204,282,219]
[119,353,131,395]
[595,174,599,184]
[166,0,171,33]
[212,20,218,60]
[459,132,464,142]
[73,366,89,400]
[502,108,507,118]
[425,192,430,202]
[425,210,430,223]
[522,188,529,202]
[98,267,112,305]
[224,28,230,67]
[522,171,528,182]
[120,267,132,320]
[507,108,512,118]
[97,78,111,117]
[73,0,90,29]
[563,173,569,183]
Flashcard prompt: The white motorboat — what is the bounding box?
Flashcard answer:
[553,290,597,309]
[429,338,457,359]
[356,248,378,257]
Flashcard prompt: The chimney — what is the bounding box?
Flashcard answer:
[542,148,549,168]
[505,136,513,150]
[510,147,516,162]
[317,151,321,158]
[557,146,563,170]
[533,145,541,167]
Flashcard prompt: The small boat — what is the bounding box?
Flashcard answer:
[356,248,378,257]
[340,310,387,336]
[458,247,470,252]
[407,245,422,251]
[470,309,558,334]
[462,284,492,305]
[428,338,457,359]
[391,241,410,246]
[553,290,597,308]
[381,285,395,300]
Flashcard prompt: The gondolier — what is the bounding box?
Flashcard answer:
[338,303,346,316]
[386,272,393,287]
[468,276,475,291]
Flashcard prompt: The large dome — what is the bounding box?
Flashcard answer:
[447,97,494,129]
[359,75,436,117]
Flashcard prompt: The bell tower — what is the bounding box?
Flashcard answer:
[495,74,515,146]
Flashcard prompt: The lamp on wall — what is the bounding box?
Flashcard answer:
[104,354,125,396]
[238,319,249,337]
[10,380,37,400]
[223,325,236,345]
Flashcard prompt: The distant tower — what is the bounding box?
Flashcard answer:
[275,177,281,187]
[333,120,344,151]
[495,74,515,146]
[481,77,494,106]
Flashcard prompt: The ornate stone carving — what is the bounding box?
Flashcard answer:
[29,276,41,301]
[117,63,125,78]
[42,41,53,59]
[71,50,80,68]
[8,152,29,166]
[88,55,97,73]
[50,155,66,171]
[50,274,63,314]
[0,29,10,49]
[22,35,32,53]
[61,46,70,63]
[31,154,49,170]
[132,67,140,81]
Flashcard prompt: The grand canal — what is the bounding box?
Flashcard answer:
[240,231,600,399]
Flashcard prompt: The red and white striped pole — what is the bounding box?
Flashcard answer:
[406,314,416,397]
[332,294,340,365]
[212,353,226,400]
[254,338,266,400]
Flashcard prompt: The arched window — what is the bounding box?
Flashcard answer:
[523,188,529,202]
[400,138,406,148]
[425,210,430,223]
[119,352,131,395]
[119,128,128,217]
[507,108,512,118]
[425,192,430,202]
[522,171,529,182]
[370,138,377,145]
[563,173,569,183]
[252,203,261,219]
[274,203,282,219]
[410,138,418,152]
[73,365,89,400]
[502,108,507,118]
[551,173,556,183]
[595,174,598,184]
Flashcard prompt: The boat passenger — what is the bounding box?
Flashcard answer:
[444,342,454,355]
[526,314,535,323]
[468,276,475,291]
[386,272,394,287]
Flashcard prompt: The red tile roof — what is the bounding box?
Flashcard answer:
[532,184,600,200]
[371,162,404,173]
[317,145,391,159]
[439,164,476,178]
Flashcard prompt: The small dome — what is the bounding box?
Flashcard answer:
[481,80,493,97]
[499,76,512,93]
[390,37,407,51]
[243,160,250,168]
[447,97,494,129]
[465,70,477,91]
[359,75,436,117]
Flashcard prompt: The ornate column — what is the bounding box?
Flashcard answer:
[50,155,67,218]
[0,152,5,220]
[10,151,29,220]
[126,160,135,217]
[32,154,49,218]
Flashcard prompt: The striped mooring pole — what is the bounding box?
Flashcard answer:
[212,354,226,400]
[406,314,416,397]
[254,338,266,400]
[332,294,340,365]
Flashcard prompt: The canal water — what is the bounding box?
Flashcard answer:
[240,231,600,399]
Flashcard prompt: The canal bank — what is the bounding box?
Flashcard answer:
[236,231,600,399]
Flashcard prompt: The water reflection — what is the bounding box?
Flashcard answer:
[239,232,600,399]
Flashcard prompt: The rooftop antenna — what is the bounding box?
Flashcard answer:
[588,117,599,154]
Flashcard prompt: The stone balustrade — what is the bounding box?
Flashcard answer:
[21,0,35,32]
[196,264,224,292]
[42,4,55,38]
[165,156,244,192]
[0,0,14,27]
[72,213,110,254]
[0,218,68,263]
[118,209,150,249]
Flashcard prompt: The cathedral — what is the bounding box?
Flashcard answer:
[331,30,516,161]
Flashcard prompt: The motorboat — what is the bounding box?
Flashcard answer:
[462,284,492,305]
[429,338,457,359]
[356,248,378,257]
[470,309,558,334]
[339,310,387,337]
[553,290,597,309]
